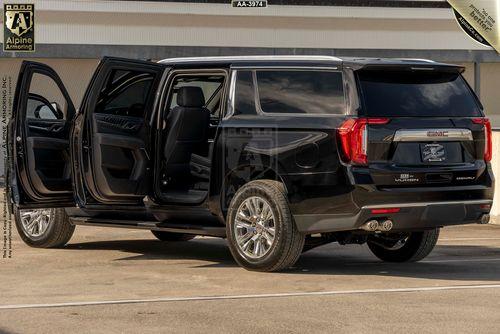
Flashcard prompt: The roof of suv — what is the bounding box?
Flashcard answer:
[158,56,462,71]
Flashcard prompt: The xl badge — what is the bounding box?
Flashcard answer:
[3,4,35,52]
[422,143,446,162]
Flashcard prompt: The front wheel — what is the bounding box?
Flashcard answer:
[14,208,75,248]
[367,228,440,262]
[226,180,305,272]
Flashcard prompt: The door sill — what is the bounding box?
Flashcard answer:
[69,217,226,237]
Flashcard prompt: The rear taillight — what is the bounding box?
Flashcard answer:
[472,118,492,162]
[337,118,390,165]
[371,208,401,214]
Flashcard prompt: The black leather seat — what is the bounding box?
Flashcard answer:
[190,151,211,180]
[163,86,210,180]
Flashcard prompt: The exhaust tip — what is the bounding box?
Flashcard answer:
[360,220,379,232]
[480,214,490,224]
[379,219,394,232]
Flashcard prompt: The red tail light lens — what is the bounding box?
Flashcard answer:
[371,208,400,214]
[337,118,390,165]
[472,118,492,162]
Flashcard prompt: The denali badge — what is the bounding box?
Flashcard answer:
[422,143,446,162]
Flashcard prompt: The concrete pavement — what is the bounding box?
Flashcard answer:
[1,220,500,333]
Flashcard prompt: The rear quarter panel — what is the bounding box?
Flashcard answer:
[209,115,356,218]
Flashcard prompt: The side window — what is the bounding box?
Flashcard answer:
[233,71,256,115]
[27,73,68,120]
[95,69,155,118]
[256,70,345,115]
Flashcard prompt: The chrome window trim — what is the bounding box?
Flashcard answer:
[392,129,473,142]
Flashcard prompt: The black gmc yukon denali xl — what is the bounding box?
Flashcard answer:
[6,56,494,271]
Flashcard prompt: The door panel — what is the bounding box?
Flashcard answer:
[8,61,76,208]
[92,114,147,197]
[82,58,167,204]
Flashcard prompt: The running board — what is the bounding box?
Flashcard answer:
[69,217,226,237]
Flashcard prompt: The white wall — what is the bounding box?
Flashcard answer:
[0,0,489,50]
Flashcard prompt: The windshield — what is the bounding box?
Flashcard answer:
[357,70,482,117]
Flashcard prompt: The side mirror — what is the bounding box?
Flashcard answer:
[34,102,63,119]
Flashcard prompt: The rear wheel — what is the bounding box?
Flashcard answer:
[14,207,75,248]
[151,231,195,242]
[226,180,305,272]
[367,228,440,262]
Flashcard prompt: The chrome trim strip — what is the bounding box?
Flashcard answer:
[159,55,342,64]
[363,199,492,209]
[392,129,473,142]
[231,66,338,70]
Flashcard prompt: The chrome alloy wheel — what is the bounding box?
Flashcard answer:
[19,209,54,238]
[234,196,276,259]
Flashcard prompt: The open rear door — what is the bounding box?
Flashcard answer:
[7,61,76,209]
[80,57,167,205]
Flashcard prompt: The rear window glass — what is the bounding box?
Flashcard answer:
[256,70,344,115]
[357,70,481,117]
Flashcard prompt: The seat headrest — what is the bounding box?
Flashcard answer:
[177,86,205,108]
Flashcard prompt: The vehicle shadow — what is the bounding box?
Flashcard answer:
[66,237,235,265]
[65,238,500,282]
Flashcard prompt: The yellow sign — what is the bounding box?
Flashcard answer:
[448,0,499,52]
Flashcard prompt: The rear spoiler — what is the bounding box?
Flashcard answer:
[342,58,465,73]
[353,64,465,73]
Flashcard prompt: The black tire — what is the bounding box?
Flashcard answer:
[14,207,75,248]
[367,228,440,262]
[226,180,305,272]
[151,231,195,242]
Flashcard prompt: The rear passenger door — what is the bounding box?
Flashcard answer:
[81,58,167,204]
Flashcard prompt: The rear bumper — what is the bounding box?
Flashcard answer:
[294,199,493,233]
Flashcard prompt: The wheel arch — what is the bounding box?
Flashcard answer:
[220,163,291,219]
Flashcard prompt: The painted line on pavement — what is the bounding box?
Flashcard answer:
[422,258,500,263]
[345,257,500,265]
[440,237,500,241]
[2,284,500,310]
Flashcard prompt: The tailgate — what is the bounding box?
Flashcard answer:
[367,117,488,187]
[355,67,489,187]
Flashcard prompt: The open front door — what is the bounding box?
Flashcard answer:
[80,58,167,205]
[7,61,76,209]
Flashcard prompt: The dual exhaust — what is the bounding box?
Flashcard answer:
[359,219,393,232]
